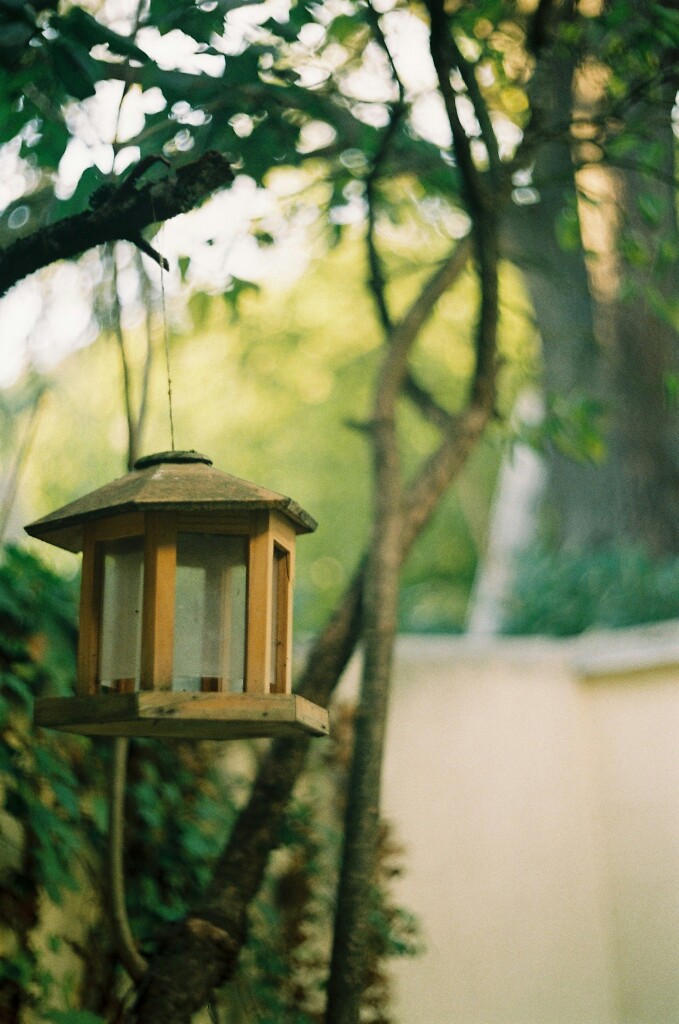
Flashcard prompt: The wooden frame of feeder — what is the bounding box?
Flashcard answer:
[28,452,329,740]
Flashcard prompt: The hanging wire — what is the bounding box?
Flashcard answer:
[150,193,176,451]
[158,236,176,452]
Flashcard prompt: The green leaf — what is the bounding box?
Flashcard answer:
[326,12,368,44]
[223,276,260,311]
[44,1012,106,1024]
[620,233,649,268]
[0,20,34,50]
[51,781,79,817]
[0,670,32,705]
[554,206,581,252]
[189,290,212,327]
[89,793,108,833]
[636,192,665,226]
[664,372,679,408]
[48,37,98,100]
[53,9,147,63]
[606,131,640,159]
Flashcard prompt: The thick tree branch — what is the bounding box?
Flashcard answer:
[400,402,492,554]
[326,130,409,1014]
[0,151,233,296]
[380,235,474,408]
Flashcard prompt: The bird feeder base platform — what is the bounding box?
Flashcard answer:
[34,692,330,740]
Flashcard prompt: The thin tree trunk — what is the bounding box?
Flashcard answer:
[325,346,403,1024]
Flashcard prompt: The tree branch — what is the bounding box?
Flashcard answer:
[425,1,499,409]
[0,151,233,296]
[365,118,401,336]
[424,0,485,212]
[364,0,406,336]
[446,33,502,187]
[403,371,456,430]
[109,738,148,984]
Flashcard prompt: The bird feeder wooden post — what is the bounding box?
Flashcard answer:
[26,451,329,740]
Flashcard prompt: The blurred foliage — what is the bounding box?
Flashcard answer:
[514,393,608,466]
[1,0,672,630]
[0,544,420,1020]
[0,0,673,241]
[6,237,537,633]
[503,544,679,637]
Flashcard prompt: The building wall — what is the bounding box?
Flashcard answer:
[366,628,679,1024]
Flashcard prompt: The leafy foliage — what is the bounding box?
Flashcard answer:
[503,544,679,637]
[0,545,420,1019]
[0,545,102,1019]
[233,704,423,1024]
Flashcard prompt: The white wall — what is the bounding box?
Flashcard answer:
[363,626,679,1024]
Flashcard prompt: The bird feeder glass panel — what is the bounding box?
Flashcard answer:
[173,532,247,693]
[99,536,144,693]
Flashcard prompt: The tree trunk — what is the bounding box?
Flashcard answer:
[503,41,623,548]
[505,43,679,554]
[603,81,679,555]
[325,389,402,1024]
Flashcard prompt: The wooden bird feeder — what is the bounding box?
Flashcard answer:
[26,451,329,740]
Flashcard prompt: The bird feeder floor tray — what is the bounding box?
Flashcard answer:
[34,692,330,740]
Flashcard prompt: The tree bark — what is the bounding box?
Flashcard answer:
[325,290,404,1024]
[0,152,233,296]
[604,80,679,555]
[503,40,623,548]
[506,45,679,553]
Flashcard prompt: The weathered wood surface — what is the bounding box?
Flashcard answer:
[25,453,317,552]
[140,512,177,691]
[34,691,330,739]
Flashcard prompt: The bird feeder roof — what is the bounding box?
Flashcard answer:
[25,451,317,552]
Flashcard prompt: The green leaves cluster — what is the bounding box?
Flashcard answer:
[235,710,422,1024]
[0,544,421,1018]
[0,545,101,1018]
[504,544,679,637]
[514,393,607,465]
